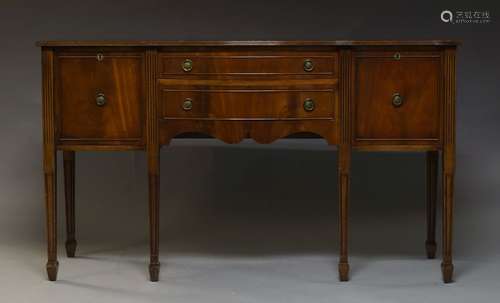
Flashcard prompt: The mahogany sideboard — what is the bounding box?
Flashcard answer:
[37,40,459,283]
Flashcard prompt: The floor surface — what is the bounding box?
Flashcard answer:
[2,239,499,303]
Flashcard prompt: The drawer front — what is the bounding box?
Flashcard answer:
[160,81,337,120]
[160,52,337,77]
[354,51,441,142]
[57,52,143,141]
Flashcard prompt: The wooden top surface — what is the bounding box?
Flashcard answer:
[36,40,460,47]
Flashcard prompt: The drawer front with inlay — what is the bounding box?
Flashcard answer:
[354,51,441,144]
[160,51,338,77]
[160,80,337,120]
[56,52,144,142]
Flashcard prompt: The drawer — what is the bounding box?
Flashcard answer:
[160,51,338,77]
[56,52,143,142]
[160,80,337,120]
[354,51,441,142]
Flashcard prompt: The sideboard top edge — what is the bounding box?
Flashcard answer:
[36,40,461,47]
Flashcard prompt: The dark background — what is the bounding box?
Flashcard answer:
[1,0,499,271]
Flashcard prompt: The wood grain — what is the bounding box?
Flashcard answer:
[160,51,337,76]
[160,120,338,145]
[56,52,144,144]
[442,47,456,283]
[161,88,337,120]
[63,151,76,258]
[38,41,458,283]
[36,40,461,47]
[426,151,438,259]
[353,52,441,144]
[146,49,160,282]
[338,49,352,281]
[42,48,58,281]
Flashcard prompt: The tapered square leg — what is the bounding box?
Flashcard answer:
[63,151,77,258]
[441,262,454,283]
[43,49,58,281]
[45,169,58,281]
[441,148,454,283]
[145,49,161,281]
[149,260,160,282]
[46,260,59,281]
[441,48,455,283]
[148,171,160,281]
[338,144,351,282]
[426,151,438,259]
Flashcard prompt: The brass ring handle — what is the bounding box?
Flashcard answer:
[96,92,106,107]
[393,52,401,60]
[182,98,193,111]
[182,59,193,72]
[392,93,403,107]
[303,98,315,112]
[303,59,314,72]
